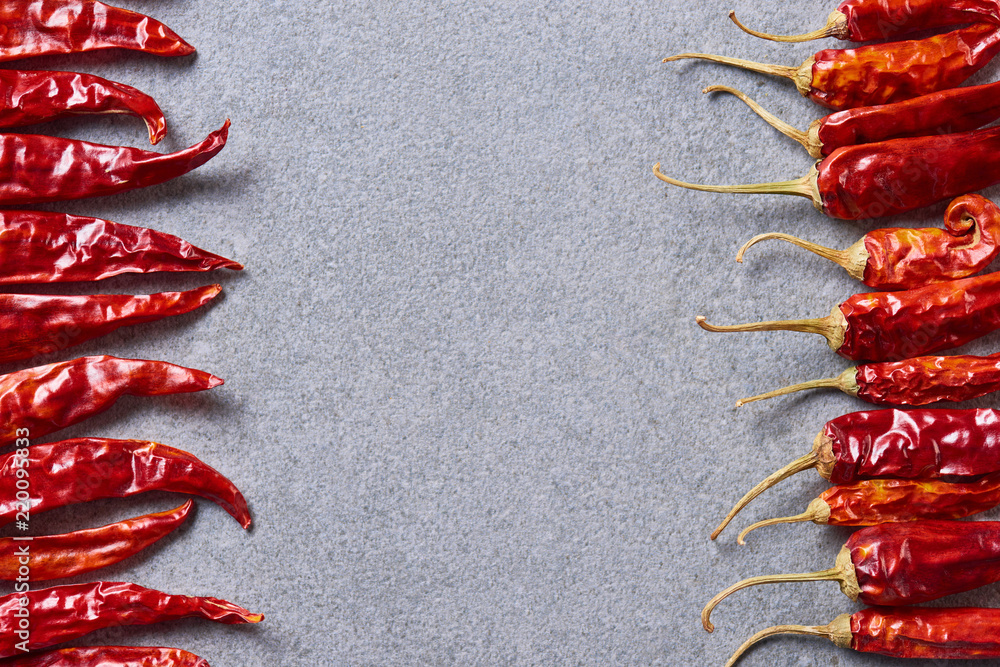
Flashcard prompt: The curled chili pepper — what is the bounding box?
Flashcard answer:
[0,500,192,581]
[698,270,1000,362]
[0,284,221,363]
[736,194,1000,290]
[0,438,251,528]
[0,582,261,658]
[0,646,210,666]
[0,120,229,206]
[0,210,241,284]
[703,520,1000,632]
[0,0,194,61]
[665,23,1000,110]
[0,356,222,446]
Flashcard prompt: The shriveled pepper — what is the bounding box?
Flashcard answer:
[0,582,261,658]
[703,520,1000,631]
[735,194,1000,290]
[0,356,222,446]
[0,210,241,284]
[0,0,194,61]
[0,501,192,581]
[665,23,1000,110]
[0,120,228,206]
[0,646,210,666]
[0,438,251,528]
[0,284,220,363]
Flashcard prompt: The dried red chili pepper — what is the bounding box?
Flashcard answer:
[0,210,241,284]
[0,582,261,658]
[736,195,1000,290]
[0,438,251,528]
[0,69,166,144]
[0,646,210,666]
[665,23,1000,110]
[725,607,1000,665]
[0,356,222,446]
[0,500,191,581]
[0,284,220,363]
[0,120,228,206]
[703,520,1000,632]
[0,0,194,61]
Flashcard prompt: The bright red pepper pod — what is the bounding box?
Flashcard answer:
[0,646,211,666]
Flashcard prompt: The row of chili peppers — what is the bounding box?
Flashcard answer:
[658,2,1000,664]
[0,2,268,665]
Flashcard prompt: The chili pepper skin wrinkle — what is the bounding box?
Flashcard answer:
[0,0,194,61]
[0,582,261,658]
[0,646,211,666]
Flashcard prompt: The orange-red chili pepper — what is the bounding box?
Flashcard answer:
[736,195,1000,290]
[0,582,261,658]
[0,646,210,666]
[665,23,1000,110]
[0,0,194,61]
[0,356,222,446]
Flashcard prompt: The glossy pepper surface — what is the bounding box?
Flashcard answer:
[0,646,210,666]
[0,582,261,658]
[0,0,194,61]
[0,438,251,527]
[0,356,222,446]
[0,210,241,284]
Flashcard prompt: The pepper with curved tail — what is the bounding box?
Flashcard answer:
[0,646,211,666]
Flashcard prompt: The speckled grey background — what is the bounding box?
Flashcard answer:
[7,1,1000,666]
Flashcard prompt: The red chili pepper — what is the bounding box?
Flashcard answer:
[0,284,220,363]
[0,438,250,527]
[0,646,210,666]
[0,1,194,61]
[0,210,241,284]
[665,23,1000,110]
[0,120,228,206]
[735,195,1000,290]
[725,607,1000,666]
[0,582,261,658]
[703,520,1000,632]
[0,356,222,446]
[0,500,191,581]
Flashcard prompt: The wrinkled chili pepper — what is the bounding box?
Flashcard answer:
[0,438,251,528]
[725,607,1000,666]
[698,269,1000,361]
[0,210,241,284]
[0,69,166,144]
[665,23,1000,110]
[0,646,210,666]
[703,519,1000,632]
[0,120,228,206]
[0,356,222,446]
[0,284,220,363]
[735,195,1000,290]
[0,500,192,581]
[0,0,194,61]
[0,582,261,658]
[705,82,1000,159]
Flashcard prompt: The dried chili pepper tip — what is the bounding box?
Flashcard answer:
[0,646,212,666]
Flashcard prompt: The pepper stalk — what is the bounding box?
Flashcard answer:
[724,615,853,667]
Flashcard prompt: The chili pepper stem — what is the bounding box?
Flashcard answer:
[663,52,814,98]
[696,307,846,352]
[737,233,868,281]
[724,614,853,667]
[703,85,822,158]
[652,163,822,212]
[727,9,849,43]
[711,451,819,540]
[737,498,831,545]
[702,546,860,632]
[736,367,859,407]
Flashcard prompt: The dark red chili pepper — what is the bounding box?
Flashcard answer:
[0,284,220,363]
[0,356,222,446]
[735,195,1000,290]
[725,607,1000,666]
[0,646,209,666]
[0,120,228,206]
[0,1,194,61]
[0,500,192,581]
[666,23,1000,110]
[703,520,1000,631]
[0,582,261,658]
[0,210,241,284]
[0,438,251,528]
